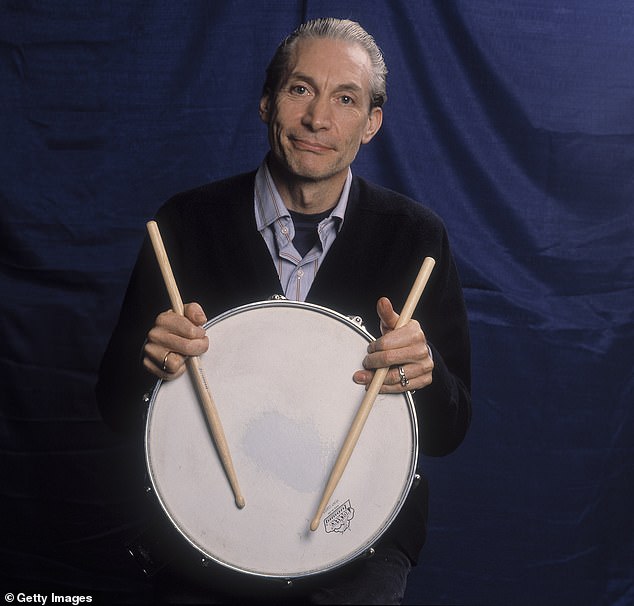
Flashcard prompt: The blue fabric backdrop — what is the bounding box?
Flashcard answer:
[1,1,632,604]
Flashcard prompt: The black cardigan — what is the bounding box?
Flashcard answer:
[96,170,471,564]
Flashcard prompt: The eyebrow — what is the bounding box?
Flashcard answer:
[288,72,364,94]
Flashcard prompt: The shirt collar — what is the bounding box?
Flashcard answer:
[254,158,351,231]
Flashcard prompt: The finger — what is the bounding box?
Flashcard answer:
[143,342,186,377]
[142,341,188,380]
[382,362,431,388]
[376,297,399,335]
[143,352,187,381]
[353,362,433,393]
[353,369,373,386]
[147,324,209,358]
[183,301,207,326]
[377,374,431,394]
[354,338,434,388]
[155,309,207,340]
[144,343,186,374]
[161,350,184,375]
[364,332,427,376]
[150,307,208,351]
[147,326,209,358]
[367,320,425,357]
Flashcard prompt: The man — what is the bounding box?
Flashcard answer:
[97,18,471,604]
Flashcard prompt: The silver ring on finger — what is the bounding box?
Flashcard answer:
[162,351,172,372]
[398,365,409,388]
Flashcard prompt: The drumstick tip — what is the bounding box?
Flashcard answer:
[235,495,246,509]
[309,516,320,532]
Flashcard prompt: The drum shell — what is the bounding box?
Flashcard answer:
[144,300,418,583]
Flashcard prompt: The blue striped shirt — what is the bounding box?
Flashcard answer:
[254,160,351,301]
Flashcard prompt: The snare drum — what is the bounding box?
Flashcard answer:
[145,299,418,582]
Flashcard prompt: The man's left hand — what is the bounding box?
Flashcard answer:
[353,297,433,393]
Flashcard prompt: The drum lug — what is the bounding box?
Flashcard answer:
[413,473,421,488]
[142,392,151,406]
[268,294,287,300]
[347,315,365,328]
[142,469,153,495]
[348,315,374,339]
[364,546,376,559]
[126,524,169,577]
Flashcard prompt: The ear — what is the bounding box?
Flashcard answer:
[361,106,383,144]
[259,92,271,124]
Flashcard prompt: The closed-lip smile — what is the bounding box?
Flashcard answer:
[290,137,333,153]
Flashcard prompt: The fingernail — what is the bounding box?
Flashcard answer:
[353,371,367,384]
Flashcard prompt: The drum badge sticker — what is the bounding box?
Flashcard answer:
[324,500,355,533]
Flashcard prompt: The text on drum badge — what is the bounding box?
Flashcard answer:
[324,500,355,533]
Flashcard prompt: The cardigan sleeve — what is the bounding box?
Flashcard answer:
[95,171,276,434]
[307,176,472,458]
[95,229,171,434]
[411,221,471,457]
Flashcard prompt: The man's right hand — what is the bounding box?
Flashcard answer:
[143,302,209,380]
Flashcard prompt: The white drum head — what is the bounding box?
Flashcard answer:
[145,300,417,579]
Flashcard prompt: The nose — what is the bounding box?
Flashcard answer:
[301,94,332,131]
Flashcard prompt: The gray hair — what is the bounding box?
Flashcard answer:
[264,18,388,109]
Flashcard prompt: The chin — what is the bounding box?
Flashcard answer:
[290,159,343,182]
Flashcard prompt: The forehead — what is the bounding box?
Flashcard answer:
[286,37,372,89]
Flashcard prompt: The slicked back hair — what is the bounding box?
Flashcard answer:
[263,18,388,110]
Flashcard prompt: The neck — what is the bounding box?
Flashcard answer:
[267,156,347,214]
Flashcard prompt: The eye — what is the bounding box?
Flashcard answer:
[291,85,309,95]
[339,95,354,105]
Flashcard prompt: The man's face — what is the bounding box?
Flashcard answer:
[260,37,383,187]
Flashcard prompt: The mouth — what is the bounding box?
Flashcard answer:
[289,137,334,153]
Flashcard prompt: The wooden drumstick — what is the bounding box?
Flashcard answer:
[146,220,245,509]
[309,256,435,531]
